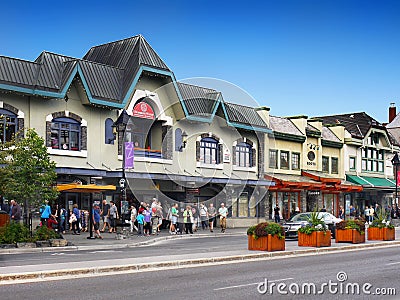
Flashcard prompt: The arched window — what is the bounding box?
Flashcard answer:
[0,108,17,143]
[51,117,81,151]
[200,137,219,164]
[235,142,253,167]
[105,118,115,144]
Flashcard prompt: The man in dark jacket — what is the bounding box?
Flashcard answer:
[10,200,21,223]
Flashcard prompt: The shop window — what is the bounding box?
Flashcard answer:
[199,137,220,164]
[0,109,17,143]
[51,117,81,151]
[238,192,248,217]
[291,152,300,170]
[331,157,338,174]
[280,151,289,169]
[322,156,329,173]
[269,149,278,169]
[235,142,253,167]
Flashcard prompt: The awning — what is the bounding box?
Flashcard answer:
[346,175,395,188]
[57,183,117,193]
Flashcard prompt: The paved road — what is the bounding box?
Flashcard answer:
[0,246,399,300]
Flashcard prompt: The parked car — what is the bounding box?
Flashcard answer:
[282,212,342,239]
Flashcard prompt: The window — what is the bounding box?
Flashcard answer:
[322,156,329,173]
[269,150,278,169]
[331,157,338,174]
[349,157,356,170]
[0,109,17,143]
[235,142,252,167]
[280,151,289,169]
[200,137,219,164]
[105,118,115,144]
[361,147,384,173]
[291,152,300,170]
[51,117,81,151]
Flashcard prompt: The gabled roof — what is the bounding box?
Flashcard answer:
[0,35,171,107]
[223,102,267,130]
[318,112,381,139]
[269,116,304,136]
[321,127,341,143]
[177,82,219,119]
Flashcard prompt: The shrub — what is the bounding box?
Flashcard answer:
[32,225,60,242]
[0,223,30,244]
[298,211,327,235]
[247,222,285,239]
[336,220,365,234]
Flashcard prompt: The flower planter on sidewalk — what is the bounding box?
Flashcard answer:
[298,230,331,247]
[248,234,285,251]
[335,229,365,244]
[368,227,395,241]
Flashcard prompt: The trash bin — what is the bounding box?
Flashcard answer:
[0,211,10,227]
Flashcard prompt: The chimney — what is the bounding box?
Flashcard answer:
[389,103,396,123]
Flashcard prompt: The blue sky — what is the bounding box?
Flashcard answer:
[1,0,399,123]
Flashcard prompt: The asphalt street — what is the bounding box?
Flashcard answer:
[0,246,399,300]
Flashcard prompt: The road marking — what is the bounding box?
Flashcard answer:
[214,277,294,291]
[386,261,400,266]
[89,250,122,254]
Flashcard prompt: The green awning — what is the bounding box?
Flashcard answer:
[346,175,395,188]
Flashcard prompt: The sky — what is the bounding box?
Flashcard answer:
[1,0,399,123]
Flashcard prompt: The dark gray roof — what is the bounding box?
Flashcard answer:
[0,35,169,106]
[318,112,381,139]
[269,116,304,136]
[224,102,267,129]
[177,82,219,118]
[322,127,341,143]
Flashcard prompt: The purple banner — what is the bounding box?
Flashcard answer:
[124,142,134,169]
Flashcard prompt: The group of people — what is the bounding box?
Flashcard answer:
[167,202,228,235]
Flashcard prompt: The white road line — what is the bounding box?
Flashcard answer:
[386,261,400,266]
[214,277,294,291]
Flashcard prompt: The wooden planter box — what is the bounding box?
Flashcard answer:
[368,227,395,241]
[248,234,285,251]
[298,230,331,247]
[335,229,365,244]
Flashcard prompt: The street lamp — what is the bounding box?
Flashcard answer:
[391,152,400,205]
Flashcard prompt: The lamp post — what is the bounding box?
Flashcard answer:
[391,152,400,205]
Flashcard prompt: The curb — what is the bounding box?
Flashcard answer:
[1,239,400,283]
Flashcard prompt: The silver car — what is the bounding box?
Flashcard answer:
[282,212,342,239]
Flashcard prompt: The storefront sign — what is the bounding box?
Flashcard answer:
[132,102,155,119]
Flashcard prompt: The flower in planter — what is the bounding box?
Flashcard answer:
[336,219,365,234]
[298,211,328,235]
[247,222,285,240]
[369,209,394,229]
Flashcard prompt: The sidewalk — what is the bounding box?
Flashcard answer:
[0,227,399,283]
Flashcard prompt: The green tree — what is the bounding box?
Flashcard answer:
[0,129,58,219]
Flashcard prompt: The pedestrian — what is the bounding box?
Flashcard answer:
[170,203,178,234]
[274,204,280,223]
[177,207,185,235]
[71,203,81,235]
[151,207,159,235]
[349,205,355,220]
[100,199,110,233]
[338,206,344,219]
[92,203,103,239]
[199,203,208,230]
[369,205,375,223]
[191,205,198,232]
[46,214,58,230]
[183,205,193,234]
[59,206,67,234]
[40,200,52,226]
[391,204,397,219]
[208,203,216,232]
[10,200,21,223]
[218,203,228,233]
[364,206,370,222]
[136,211,145,236]
[130,205,138,233]
[143,205,152,236]
[108,201,118,233]
[156,201,163,233]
